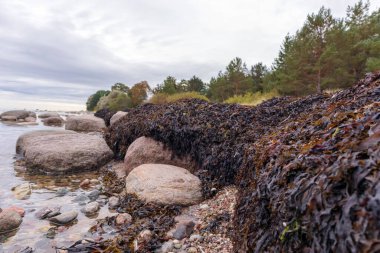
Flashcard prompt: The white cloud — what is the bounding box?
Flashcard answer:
[0,0,378,110]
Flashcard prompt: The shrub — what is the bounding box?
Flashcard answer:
[149,92,209,104]
[224,90,279,106]
[95,91,131,111]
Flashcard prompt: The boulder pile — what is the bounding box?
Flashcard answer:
[0,110,36,123]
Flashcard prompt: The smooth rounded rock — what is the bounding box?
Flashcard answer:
[42,117,64,126]
[16,130,76,155]
[12,183,31,200]
[49,210,78,224]
[108,196,120,209]
[124,137,196,175]
[0,210,22,233]
[110,111,128,126]
[65,115,106,132]
[81,202,99,215]
[17,131,113,173]
[115,213,132,225]
[126,164,202,206]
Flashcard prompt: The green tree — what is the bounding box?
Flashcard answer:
[111,83,130,93]
[186,76,206,94]
[154,76,178,94]
[250,63,268,92]
[86,90,110,111]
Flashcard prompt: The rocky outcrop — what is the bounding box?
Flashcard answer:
[65,115,106,132]
[110,111,128,126]
[0,110,35,121]
[16,130,113,173]
[38,112,60,118]
[0,209,22,233]
[16,130,76,155]
[126,164,202,206]
[42,116,65,126]
[124,137,196,175]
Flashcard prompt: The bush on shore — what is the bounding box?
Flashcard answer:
[224,90,279,106]
[149,91,209,104]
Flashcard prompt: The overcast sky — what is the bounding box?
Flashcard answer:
[0,0,378,111]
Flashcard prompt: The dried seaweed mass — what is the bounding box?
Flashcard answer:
[106,72,380,252]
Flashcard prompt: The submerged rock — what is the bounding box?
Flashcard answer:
[35,206,61,219]
[0,210,22,233]
[49,210,78,224]
[125,164,202,206]
[65,115,106,132]
[17,130,113,173]
[11,183,31,200]
[124,136,196,175]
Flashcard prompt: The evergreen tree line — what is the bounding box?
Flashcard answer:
[87,1,379,110]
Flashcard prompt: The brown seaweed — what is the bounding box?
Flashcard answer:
[104,72,380,252]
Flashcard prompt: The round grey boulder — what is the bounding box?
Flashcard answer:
[65,115,106,132]
[17,130,113,173]
[0,210,22,233]
[126,164,202,206]
[110,111,128,126]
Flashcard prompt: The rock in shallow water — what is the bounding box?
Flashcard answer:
[35,206,61,219]
[81,202,99,215]
[11,183,31,200]
[0,210,22,233]
[49,210,78,224]
[16,130,113,173]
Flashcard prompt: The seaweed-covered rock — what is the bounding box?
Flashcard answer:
[17,130,113,173]
[110,111,128,126]
[104,72,380,252]
[94,108,116,127]
[65,115,106,132]
[126,164,202,206]
[124,136,196,175]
